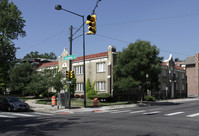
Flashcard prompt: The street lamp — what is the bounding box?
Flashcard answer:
[55,5,86,108]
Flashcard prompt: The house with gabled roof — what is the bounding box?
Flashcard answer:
[158,54,187,99]
[58,46,117,95]
[37,46,187,100]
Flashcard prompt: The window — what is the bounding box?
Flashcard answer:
[162,83,166,90]
[97,81,106,91]
[182,73,185,79]
[97,62,106,72]
[75,83,83,92]
[176,83,179,90]
[182,84,185,90]
[74,65,83,75]
[162,70,167,77]
[175,72,178,79]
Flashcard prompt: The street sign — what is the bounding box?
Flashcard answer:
[66,81,72,84]
[62,54,77,61]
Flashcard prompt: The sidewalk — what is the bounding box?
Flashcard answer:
[26,97,199,114]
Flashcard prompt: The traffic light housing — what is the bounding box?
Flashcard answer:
[86,14,96,35]
[66,71,70,78]
[70,71,74,79]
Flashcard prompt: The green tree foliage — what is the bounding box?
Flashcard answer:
[113,40,163,100]
[0,0,26,93]
[86,78,96,99]
[9,62,35,94]
[24,69,54,97]
[53,71,65,93]
[23,51,57,60]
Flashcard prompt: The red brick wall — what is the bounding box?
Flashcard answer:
[186,65,197,96]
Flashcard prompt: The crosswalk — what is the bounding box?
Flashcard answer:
[0,111,53,118]
[100,109,199,119]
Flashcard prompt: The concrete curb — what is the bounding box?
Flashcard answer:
[26,97,199,113]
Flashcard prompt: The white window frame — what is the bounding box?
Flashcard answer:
[96,81,106,91]
[97,62,106,73]
[75,83,83,92]
[74,65,83,75]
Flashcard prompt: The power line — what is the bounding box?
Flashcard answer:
[17,30,66,53]
[98,13,199,26]
[95,33,192,57]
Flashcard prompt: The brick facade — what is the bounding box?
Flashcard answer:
[185,53,199,96]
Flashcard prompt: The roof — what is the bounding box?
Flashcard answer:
[162,62,167,66]
[185,56,195,65]
[175,65,185,70]
[162,62,185,71]
[37,61,58,69]
[73,52,108,62]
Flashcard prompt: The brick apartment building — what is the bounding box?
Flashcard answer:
[184,53,199,97]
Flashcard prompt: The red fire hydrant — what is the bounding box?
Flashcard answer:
[93,98,99,107]
[51,96,56,107]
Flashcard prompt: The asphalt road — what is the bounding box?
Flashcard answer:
[0,100,199,136]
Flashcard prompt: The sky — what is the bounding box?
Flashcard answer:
[11,0,199,61]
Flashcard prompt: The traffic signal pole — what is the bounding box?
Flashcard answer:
[68,25,73,109]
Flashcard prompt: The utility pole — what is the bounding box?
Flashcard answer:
[68,25,73,109]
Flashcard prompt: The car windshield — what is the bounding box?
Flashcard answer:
[7,97,23,102]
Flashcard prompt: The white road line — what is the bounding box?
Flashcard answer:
[6,112,35,117]
[32,112,53,116]
[186,113,199,118]
[164,112,184,116]
[143,111,161,115]
[111,110,130,114]
[129,110,146,114]
[0,115,17,118]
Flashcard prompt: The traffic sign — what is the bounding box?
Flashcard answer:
[63,54,77,61]
[66,81,72,84]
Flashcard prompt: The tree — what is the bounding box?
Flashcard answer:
[0,0,26,93]
[86,78,96,99]
[52,71,65,93]
[9,62,35,94]
[113,40,163,101]
[23,51,57,60]
[24,69,52,97]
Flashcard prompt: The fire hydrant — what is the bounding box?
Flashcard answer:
[93,98,99,107]
[51,96,56,107]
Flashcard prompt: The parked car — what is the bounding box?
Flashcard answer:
[0,97,30,112]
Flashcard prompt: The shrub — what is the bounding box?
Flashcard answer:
[80,95,84,99]
[93,93,111,102]
[74,94,80,98]
[144,95,156,101]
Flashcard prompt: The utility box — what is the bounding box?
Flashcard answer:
[57,92,68,109]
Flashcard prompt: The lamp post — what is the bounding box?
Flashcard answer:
[55,5,87,108]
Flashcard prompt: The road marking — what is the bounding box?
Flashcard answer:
[6,112,35,117]
[143,111,161,115]
[32,112,53,116]
[129,110,146,114]
[0,115,17,118]
[186,113,199,118]
[164,112,184,116]
[111,110,130,114]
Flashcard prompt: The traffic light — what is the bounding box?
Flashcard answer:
[66,71,70,78]
[70,71,74,79]
[86,14,96,35]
